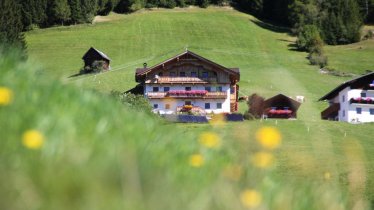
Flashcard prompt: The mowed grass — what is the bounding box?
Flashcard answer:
[16,7,374,208]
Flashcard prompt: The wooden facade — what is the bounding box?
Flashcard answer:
[82,47,111,70]
[263,94,301,119]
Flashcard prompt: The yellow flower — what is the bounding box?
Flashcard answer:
[223,164,242,181]
[251,152,274,168]
[210,114,226,126]
[189,154,204,167]
[240,189,262,208]
[22,130,45,149]
[199,132,221,149]
[0,87,13,105]
[324,172,331,180]
[255,127,281,150]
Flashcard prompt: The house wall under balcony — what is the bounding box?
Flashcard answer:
[149,98,230,114]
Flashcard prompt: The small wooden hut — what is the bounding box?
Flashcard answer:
[82,47,111,70]
[263,94,301,119]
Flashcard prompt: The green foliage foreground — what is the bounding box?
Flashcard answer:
[1,53,373,209]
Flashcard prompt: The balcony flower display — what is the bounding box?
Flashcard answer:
[267,108,293,118]
[350,97,374,104]
[183,105,193,110]
[168,90,208,96]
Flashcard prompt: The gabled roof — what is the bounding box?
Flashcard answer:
[264,94,301,110]
[82,47,111,61]
[319,72,374,101]
[135,50,240,82]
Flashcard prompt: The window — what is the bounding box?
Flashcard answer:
[165,104,170,109]
[170,72,176,77]
[343,110,345,117]
[180,72,186,77]
[153,87,159,92]
[370,109,374,115]
[217,86,223,92]
[158,72,163,76]
[191,72,197,77]
[164,87,170,92]
[361,92,367,98]
[185,87,191,91]
[356,107,362,114]
[185,101,191,105]
[205,103,210,109]
[202,72,208,78]
[342,95,345,102]
[205,86,211,92]
[153,104,158,109]
[217,103,222,109]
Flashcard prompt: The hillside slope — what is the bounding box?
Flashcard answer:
[24,7,374,206]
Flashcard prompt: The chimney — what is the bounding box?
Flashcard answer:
[143,63,147,68]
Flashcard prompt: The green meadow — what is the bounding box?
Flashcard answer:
[1,7,373,209]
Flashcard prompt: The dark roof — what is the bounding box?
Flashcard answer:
[319,72,374,101]
[264,94,301,110]
[82,47,111,61]
[135,50,240,81]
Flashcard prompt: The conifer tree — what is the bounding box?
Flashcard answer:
[69,0,83,24]
[0,0,26,54]
[53,0,72,25]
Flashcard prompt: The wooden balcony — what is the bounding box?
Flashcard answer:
[146,76,218,84]
[146,91,227,99]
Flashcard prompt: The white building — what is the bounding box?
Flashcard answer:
[135,51,240,115]
[319,72,374,123]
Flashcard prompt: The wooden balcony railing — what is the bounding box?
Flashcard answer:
[146,76,218,84]
[146,91,227,99]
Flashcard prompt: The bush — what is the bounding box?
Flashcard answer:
[296,24,322,52]
[308,52,328,68]
[111,91,153,115]
[243,110,255,120]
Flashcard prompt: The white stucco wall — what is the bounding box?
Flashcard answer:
[144,84,232,114]
[337,87,374,123]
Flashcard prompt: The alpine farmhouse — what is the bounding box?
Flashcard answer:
[319,72,374,123]
[135,51,240,115]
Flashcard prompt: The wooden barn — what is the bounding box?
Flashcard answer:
[263,94,301,119]
[82,47,111,70]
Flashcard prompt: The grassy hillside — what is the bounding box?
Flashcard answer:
[0,54,371,210]
[13,7,374,208]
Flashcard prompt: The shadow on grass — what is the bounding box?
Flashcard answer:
[68,73,83,78]
[124,84,144,95]
[250,19,290,34]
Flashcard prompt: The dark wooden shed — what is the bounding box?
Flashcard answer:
[82,47,111,70]
[263,94,301,119]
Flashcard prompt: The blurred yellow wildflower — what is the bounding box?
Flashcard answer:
[0,87,13,105]
[324,172,331,180]
[251,152,274,168]
[223,164,242,181]
[199,132,221,149]
[189,154,204,167]
[256,126,281,150]
[210,114,226,126]
[22,130,45,149]
[240,189,262,208]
